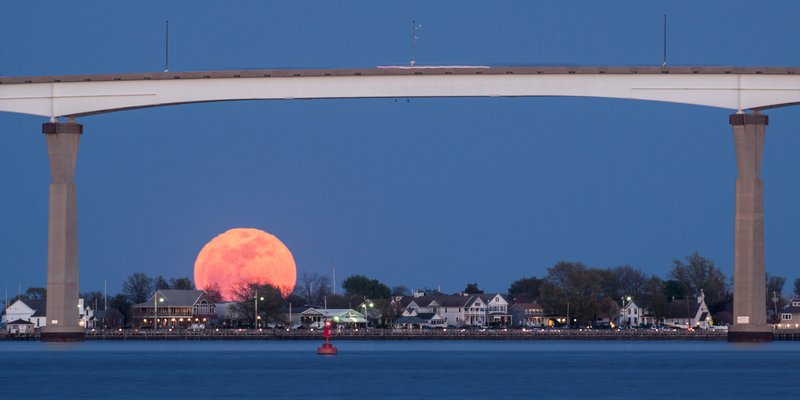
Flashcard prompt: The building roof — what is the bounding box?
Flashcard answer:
[394,316,426,325]
[511,302,545,311]
[299,308,366,323]
[434,295,473,308]
[416,312,441,321]
[26,299,47,317]
[133,290,208,308]
[6,319,34,325]
[665,299,702,319]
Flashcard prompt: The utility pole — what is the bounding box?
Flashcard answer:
[164,20,170,72]
[411,20,422,67]
[662,14,667,67]
[773,291,780,320]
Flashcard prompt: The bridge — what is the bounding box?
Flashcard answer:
[3,65,797,341]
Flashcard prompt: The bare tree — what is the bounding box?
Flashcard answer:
[169,277,195,290]
[294,272,331,306]
[122,273,153,304]
[230,281,286,327]
[669,252,728,304]
[202,281,224,303]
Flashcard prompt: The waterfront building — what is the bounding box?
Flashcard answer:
[509,302,546,327]
[620,298,655,327]
[777,298,800,329]
[1,299,47,329]
[662,292,712,329]
[130,289,217,329]
[392,293,513,328]
[298,308,366,328]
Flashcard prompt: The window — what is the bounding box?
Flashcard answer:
[782,314,792,321]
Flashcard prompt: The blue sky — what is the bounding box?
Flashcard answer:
[2,0,800,296]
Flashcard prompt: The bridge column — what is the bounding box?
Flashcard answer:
[40,121,84,342]
[728,112,772,342]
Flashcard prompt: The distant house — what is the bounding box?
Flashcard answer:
[130,289,217,329]
[620,298,656,327]
[78,298,97,329]
[778,298,800,329]
[5,319,34,335]
[1,299,47,329]
[299,308,366,328]
[394,308,446,329]
[509,302,546,327]
[391,293,513,328]
[486,294,510,326]
[662,292,711,329]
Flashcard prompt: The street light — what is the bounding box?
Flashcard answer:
[362,301,374,328]
[254,290,265,329]
[153,293,164,330]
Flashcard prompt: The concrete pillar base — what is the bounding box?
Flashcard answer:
[728,330,773,343]
[41,329,85,342]
[729,112,769,341]
[42,121,83,342]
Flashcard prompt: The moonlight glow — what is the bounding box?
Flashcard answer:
[193,228,297,300]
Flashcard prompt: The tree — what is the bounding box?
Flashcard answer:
[642,276,669,323]
[599,265,647,300]
[109,294,132,322]
[341,275,391,299]
[507,276,543,301]
[25,287,47,300]
[766,274,786,317]
[663,280,687,301]
[153,275,170,290]
[203,281,224,303]
[669,252,728,304]
[391,285,410,296]
[294,272,331,306]
[230,281,286,327]
[794,278,800,298]
[464,283,484,294]
[543,261,602,324]
[169,277,194,290]
[81,291,104,310]
[122,273,153,304]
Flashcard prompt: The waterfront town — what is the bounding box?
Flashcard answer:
[3,253,800,338]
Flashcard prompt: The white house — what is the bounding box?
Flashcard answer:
[1,299,47,329]
[299,308,367,328]
[5,319,35,334]
[662,292,712,329]
[394,308,446,329]
[620,298,650,327]
[486,294,510,326]
[393,293,512,328]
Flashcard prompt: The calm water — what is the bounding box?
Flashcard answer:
[0,340,798,399]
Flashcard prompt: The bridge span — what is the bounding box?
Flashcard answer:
[1,66,791,342]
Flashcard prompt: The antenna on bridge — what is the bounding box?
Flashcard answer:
[662,14,667,67]
[411,20,422,67]
[164,20,170,72]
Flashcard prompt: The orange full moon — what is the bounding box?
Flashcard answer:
[194,228,297,301]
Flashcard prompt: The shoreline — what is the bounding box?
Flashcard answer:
[1,329,732,341]
[5,329,800,341]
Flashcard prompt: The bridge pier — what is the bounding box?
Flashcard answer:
[40,121,84,342]
[728,112,772,343]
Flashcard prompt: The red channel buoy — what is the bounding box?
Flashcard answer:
[317,320,337,355]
